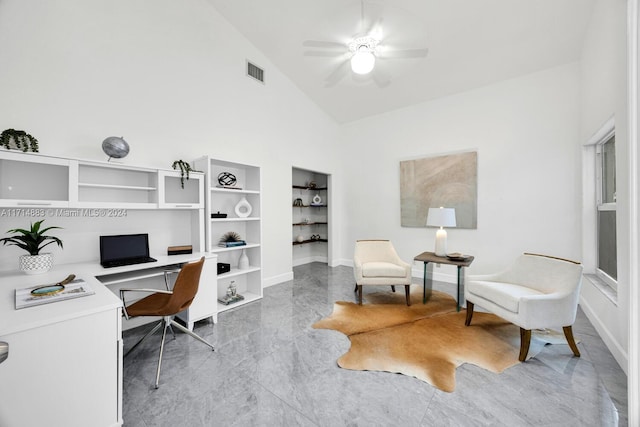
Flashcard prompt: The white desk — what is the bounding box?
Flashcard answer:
[0,252,216,427]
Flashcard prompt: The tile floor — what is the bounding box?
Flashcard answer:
[122,263,628,426]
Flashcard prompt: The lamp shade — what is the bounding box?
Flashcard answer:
[351,49,375,74]
[426,207,456,228]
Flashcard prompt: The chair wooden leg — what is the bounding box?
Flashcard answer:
[519,328,532,362]
[357,285,363,305]
[563,325,581,357]
[464,301,474,326]
[404,285,411,306]
[391,285,396,292]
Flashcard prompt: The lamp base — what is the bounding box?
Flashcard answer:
[434,228,447,257]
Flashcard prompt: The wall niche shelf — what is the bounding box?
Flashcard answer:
[292,168,329,265]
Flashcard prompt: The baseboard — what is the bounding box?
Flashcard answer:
[579,294,629,374]
[263,271,293,288]
[292,255,327,267]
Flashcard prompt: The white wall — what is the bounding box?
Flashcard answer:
[579,0,630,371]
[0,0,344,283]
[340,64,582,285]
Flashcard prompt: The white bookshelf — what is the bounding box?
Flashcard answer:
[193,155,263,312]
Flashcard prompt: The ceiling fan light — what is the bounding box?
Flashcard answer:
[351,50,375,74]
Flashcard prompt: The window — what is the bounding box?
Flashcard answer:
[596,133,617,288]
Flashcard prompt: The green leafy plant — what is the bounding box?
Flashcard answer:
[0,129,39,152]
[0,220,63,255]
[171,159,199,189]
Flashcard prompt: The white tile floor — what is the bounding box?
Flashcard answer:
[122,263,627,426]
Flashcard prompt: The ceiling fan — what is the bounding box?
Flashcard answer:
[303,0,429,87]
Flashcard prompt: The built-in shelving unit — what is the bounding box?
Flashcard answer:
[292,168,329,265]
[194,156,262,312]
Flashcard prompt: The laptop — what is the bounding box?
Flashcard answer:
[99,233,157,268]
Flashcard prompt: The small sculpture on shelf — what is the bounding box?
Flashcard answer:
[293,198,303,207]
[217,172,241,189]
[227,280,237,298]
[234,197,252,218]
[102,136,129,161]
[218,231,246,248]
[218,280,244,305]
[311,194,323,206]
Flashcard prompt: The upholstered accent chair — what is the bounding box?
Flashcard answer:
[465,253,583,361]
[353,240,412,306]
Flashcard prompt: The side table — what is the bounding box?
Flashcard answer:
[413,251,474,311]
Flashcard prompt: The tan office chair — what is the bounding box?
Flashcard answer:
[465,253,583,361]
[353,239,412,306]
[120,257,214,388]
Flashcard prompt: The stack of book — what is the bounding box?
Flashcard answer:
[218,240,246,248]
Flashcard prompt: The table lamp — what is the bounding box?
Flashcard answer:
[426,207,456,257]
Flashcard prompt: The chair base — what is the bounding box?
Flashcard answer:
[464,300,581,362]
[354,284,411,306]
[125,316,215,388]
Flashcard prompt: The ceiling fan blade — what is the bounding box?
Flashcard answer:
[324,59,350,88]
[304,51,346,57]
[303,40,346,49]
[366,17,384,39]
[379,48,429,59]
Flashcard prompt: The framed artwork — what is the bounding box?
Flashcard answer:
[400,151,477,229]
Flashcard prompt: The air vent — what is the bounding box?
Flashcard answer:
[247,61,265,84]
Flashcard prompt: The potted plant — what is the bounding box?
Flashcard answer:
[0,129,39,152]
[171,159,199,189]
[0,220,63,274]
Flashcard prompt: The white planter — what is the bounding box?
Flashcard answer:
[19,253,53,275]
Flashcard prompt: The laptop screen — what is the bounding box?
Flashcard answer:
[100,233,151,265]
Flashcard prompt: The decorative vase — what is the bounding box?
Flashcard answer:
[312,194,322,205]
[296,235,304,243]
[234,196,252,218]
[19,253,53,275]
[238,249,249,270]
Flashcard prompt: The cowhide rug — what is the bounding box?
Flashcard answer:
[312,286,563,392]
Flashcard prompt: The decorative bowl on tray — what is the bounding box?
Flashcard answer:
[446,252,470,261]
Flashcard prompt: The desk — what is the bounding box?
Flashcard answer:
[414,251,474,311]
[0,252,215,427]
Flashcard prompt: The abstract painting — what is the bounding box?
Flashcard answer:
[400,151,477,228]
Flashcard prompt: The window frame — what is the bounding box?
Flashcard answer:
[594,126,617,291]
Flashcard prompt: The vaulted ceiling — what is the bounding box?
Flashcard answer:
[207,0,595,123]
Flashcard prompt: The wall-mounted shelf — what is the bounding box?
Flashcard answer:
[292,239,328,246]
[0,151,204,211]
[292,185,328,191]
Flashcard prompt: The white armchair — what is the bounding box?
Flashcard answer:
[465,253,583,361]
[353,240,412,306]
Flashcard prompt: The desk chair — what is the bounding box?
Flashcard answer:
[120,256,214,388]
